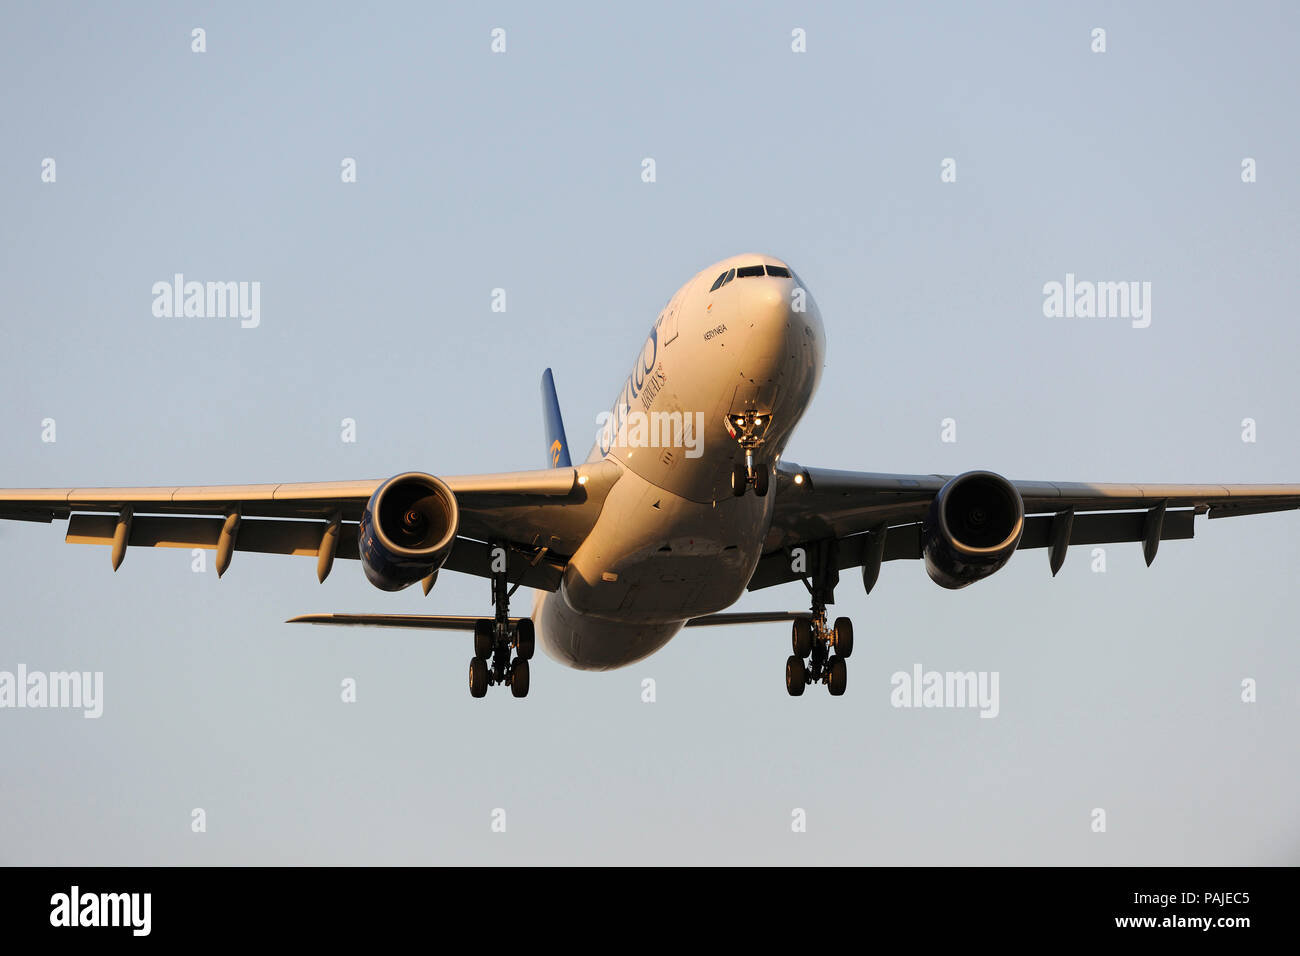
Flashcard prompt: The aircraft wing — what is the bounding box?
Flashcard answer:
[0,460,623,591]
[752,462,1300,592]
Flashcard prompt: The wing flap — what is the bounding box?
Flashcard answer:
[1207,500,1300,519]
[1016,508,1196,549]
[441,538,564,591]
[748,524,923,591]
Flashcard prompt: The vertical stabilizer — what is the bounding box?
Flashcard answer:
[540,368,572,469]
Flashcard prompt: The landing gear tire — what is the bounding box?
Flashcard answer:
[473,620,494,659]
[785,655,806,696]
[731,464,748,497]
[510,658,530,698]
[515,619,535,660]
[828,656,848,696]
[473,549,535,698]
[753,466,769,497]
[469,657,489,698]
[792,618,814,658]
[832,617,854,658]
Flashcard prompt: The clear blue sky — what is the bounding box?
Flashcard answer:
[1,0,1297,863]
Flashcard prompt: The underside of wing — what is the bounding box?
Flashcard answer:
[766,464,1300,549]
[755,462,1300,594]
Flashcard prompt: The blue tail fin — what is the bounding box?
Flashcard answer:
[540,368,572,468]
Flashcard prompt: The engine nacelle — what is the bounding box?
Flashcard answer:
[923,470,1024,590]
[359,472,459,591]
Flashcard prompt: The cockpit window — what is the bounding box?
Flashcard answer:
[713,265,791,290]
[710,268,738,292]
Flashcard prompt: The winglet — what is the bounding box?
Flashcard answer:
[541,368,572,469]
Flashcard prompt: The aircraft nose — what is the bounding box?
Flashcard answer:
[740,281,801,378]
[752,280,791,323]
[740,280,797,342]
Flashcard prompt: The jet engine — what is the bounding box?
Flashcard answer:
[358,472,459,591]
[922,470,1024,589]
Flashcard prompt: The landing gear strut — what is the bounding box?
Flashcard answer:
[727,408,771,497]
[468,549,533,698]
[785,539,853,697]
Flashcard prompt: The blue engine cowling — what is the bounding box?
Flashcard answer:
[358,472,459,591]
[922,471,1024,589]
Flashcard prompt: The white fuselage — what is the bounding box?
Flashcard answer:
[534,254,825,669]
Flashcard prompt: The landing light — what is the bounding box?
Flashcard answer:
[577,475,589,485]
[794,474,804,485]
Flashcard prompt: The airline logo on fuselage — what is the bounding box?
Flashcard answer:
[597,325,660,456]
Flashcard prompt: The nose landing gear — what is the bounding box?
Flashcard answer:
[727,408,772,497]
[468,551,534,698]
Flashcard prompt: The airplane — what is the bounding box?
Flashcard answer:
[4,252,1299,699]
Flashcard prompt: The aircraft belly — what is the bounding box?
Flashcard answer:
[565,471,766,618]
[534,587,680,671]
[533,469,769,670]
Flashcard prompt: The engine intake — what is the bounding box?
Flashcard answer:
[923,470,1024,590]
[359,472,459,591]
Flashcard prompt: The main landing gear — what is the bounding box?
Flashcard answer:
[785,539,853,697]
[727,408,772,497]
[468,554,534,698]
[785,613,852,696]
